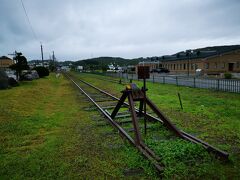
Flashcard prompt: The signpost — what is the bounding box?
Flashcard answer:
[137,66,150,79]
[137,66,150,135]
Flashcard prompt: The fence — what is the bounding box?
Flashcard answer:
[105,72,240,93]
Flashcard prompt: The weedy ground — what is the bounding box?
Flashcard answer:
[70,71,240,179]
[0,74,159,179]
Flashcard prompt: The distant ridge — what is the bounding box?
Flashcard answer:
[159,45,240,61]
[73,45,240,65]
[73,56,142,69]
[28,44,240,67]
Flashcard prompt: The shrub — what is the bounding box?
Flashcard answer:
[0,70,8,89]
[8,77,19,87]
[33,66,49,78]
[224,72,232,79]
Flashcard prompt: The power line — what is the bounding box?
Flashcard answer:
[20,0,40,44]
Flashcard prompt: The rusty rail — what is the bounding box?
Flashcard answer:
[64,73,164,172]
[64,72,229,174]
[67,73,229,160]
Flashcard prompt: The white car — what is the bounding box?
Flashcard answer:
[5,70,17,80]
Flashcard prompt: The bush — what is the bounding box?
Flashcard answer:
[0,70,8,89]
[33,66,49,78]
[224,72,232,79]
[8,77,19,87]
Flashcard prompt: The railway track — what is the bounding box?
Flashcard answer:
[64,72,229,174]
[86,73,130,85]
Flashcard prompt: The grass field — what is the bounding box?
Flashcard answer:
[0,74,159,179]
[69,71,240,179]
[1,72,239,179]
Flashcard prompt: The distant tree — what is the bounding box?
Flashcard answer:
[33,66,49,78]
[9,52,29,80]
[49,61,56,72]
[186,50,192,57]
[196,51,200,56]
[101,65,108,72]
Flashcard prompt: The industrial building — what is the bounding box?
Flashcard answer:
[137,45,240,77]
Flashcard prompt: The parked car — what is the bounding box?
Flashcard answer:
[5,70,17,80]
[21,70,39,81]
[151,68,169,73]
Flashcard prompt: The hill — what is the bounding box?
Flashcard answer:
[73,57,142,70]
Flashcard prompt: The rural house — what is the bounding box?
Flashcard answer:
[0,56,14,69]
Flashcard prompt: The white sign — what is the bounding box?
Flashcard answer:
[77,66,83,70]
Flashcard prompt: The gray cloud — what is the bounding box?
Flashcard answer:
[0,0,240,60]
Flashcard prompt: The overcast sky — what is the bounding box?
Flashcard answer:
[1,0,240,61]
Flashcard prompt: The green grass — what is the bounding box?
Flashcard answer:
[0,74,159,179]
[70,71,240,179]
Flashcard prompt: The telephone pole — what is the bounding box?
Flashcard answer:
[8,51,17,67]
[52,51,55,62]
[40,43,44,66]
[8,51,17,60]
[52,51,55,71]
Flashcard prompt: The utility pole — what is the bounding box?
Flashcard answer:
[52,51,55,62]
[52,51,55,71]
[40,43,44,66]
[7,51,17,69]
[8,51,17,61]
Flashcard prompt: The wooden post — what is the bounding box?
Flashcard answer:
[143,78,147,135]
[178,93,183,110]
[128,94,142,145]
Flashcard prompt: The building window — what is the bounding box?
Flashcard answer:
[183,64,186,70]
[205,63,209,69]
[174,64,175,70]
[237,62,240,68]
[195,64,198,69]
[191,64,194,70]
[222,63,225,69]
[215,63,218,69]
